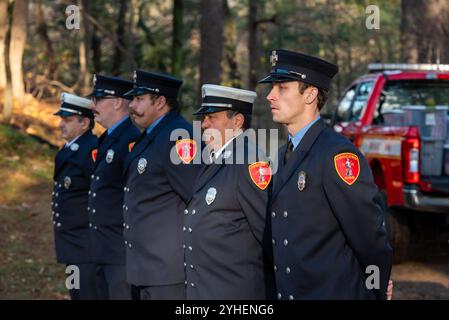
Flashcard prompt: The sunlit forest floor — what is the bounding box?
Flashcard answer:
[0,124,68,299]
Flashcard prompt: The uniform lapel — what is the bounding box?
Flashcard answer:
[272,119,327,200]
[54,130,93,179]
[94,118,132,170]
[272,143,287,197]
[123,111,179,176]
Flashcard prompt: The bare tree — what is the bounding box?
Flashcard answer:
[401,0,449,63]
[0,0,7,89]
[36,0,56,79]
[78,0,91,94]
[112,0,128,74]
[248,0,258,90]
[171,0,183,77]
[9,0,28,101]
[199,0,224,87]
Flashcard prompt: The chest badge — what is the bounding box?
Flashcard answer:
[137,158,147,174]
[223,150,232,160]
[297,171,307,191]
[70,143,79,152]
[106,149,115,164]
[205,187,217,205]
[64,176,71,190]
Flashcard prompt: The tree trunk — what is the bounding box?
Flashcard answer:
[9,0,28,102]
[248,0,258,90]
[401,0,449,63]
[0,0,7,89]
[91,26,102,73]
[79,0,91,94]
[112,0,128,74]
[199,0,224,88]
[223,0,240,88]
[400,0,418,63]
[171,0,183,77]
[36,0,56,79]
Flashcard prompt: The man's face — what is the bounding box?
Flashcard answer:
[129,94,160,129]
[201,111,236,152]
[90,96,117,128]
[266,81,306,125]
[59,115,87,142]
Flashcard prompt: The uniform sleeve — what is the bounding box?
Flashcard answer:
[322,144,393,300]
[236,162,271,245]
[164,141,203,204]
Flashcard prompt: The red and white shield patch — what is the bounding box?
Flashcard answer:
[248,161,272,190]
[176,139,197,164]
[334,152,360,185]
[91,149,98,162]
[128,141,136,152]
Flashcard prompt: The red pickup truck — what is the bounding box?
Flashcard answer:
[330,63,449,262]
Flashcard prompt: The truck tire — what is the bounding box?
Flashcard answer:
[379,191,411,263]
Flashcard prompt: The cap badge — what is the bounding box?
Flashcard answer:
[205,187,217,205]
[270,50,278,67]
[297,171,307,191]
[106,149,115,164]
[137,158,147,174]
[70,143,79,152]
[133,70,137,82]
[93,74,97,86]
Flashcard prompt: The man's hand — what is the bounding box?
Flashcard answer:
[386,280,393,300]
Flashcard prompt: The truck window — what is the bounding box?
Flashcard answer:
[352,81,374,120]
[337,81,374,122]
[380,80,449,113]
[337,86,356,121]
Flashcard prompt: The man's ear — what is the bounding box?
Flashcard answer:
[81,117,90,131]
[155,95,167,111]
[113,97,123,110]
[233,113,244,130]
[304,87,319,105]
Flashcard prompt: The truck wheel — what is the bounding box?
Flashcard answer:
[379,191,411,263]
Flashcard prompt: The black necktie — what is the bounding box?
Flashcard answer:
[284,139,294,164]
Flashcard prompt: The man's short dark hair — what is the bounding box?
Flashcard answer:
[226,110,252,131]
[76,115,95,130]
[148,94,179,111]
[298,82,329,111]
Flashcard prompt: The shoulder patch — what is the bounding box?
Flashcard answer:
[176,139,197,164]
[128,141,136,152]
[334,152,360,185]
[248,161,272,190]
[91,148,98,162]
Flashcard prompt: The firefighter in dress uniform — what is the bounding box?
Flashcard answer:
[87,75,141,299]
[52,93,98,300]
[259,49,393,300]
[183,84,275,299]
[122,70,202,300]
